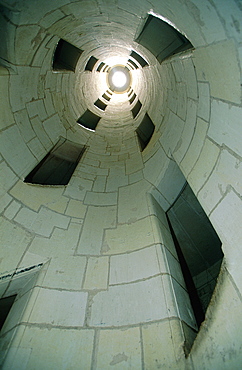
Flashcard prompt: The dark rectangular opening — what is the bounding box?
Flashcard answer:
[129,93,136,105]
[132,100,142,118]
[166,183,223,328]
[127,59,139,69]
[136,113,155,150]
[0,295,17,331]
[85,56,98,71]
[136,15,193,63]
[130,50,148,67]
[77,109,100,131]
[127,62,135,70]
[102,93,111,102]
[24,138,85,185]
[97,62,105,72]
[128,89,133,97]
[52,39,83,72]
[94,99,107,111]
[103,65,109,72]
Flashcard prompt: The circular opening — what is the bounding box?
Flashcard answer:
[112,71,127,88]
[108,65,131,93]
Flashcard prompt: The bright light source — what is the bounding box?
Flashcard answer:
[112,71,127,88]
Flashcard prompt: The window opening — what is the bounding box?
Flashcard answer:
[102,93,111,102]
[97,62,105,72]
[24,138,85,185]
[127,59,139,69]
[77,109,100,131]
[94,99,107,111]
[0,295,17,331]
[127,62,135,70]
[85,56,98,71]
[130,50,148,67]
[129,93,136,105]
[136,14,193,63]
[132,100,142,118]
[52,39,83,72]
[103,65,110,72]
[128,89,133,97]
[166,183,223,327]
[136,113,154,150]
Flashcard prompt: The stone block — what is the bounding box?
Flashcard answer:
[173,99,197,163]
[210,190,242,291]
[42,256,86,290]
[96,327,141,369]
[27,137,46,160]
[65,199,87,218]
[77,205,117,255]
[26,99,48,121]
[182,58,198,100]
[125,152,144,175]
[0,193,12,213]
[109,245,160,285]
[193,40,241,104]
[0,75,15,130]
[176,83,187,120]
[0,161,18,198]
[92,175,107,192]
[103,216,156,255]
[42,113,65,143]
[0,125,36,177]
[208,99,242,157]
[180,117,208,177]
[197,82,210,122]
[10,181,68,212]
[29,222,81,259]
[64,176,94,201]
[44,90,56,116]
[83,256,109,290]
[89,276,168,327]
[84,191,118,206]
[143,146,168,186]
[0,217,32,274]
[15,25,45,65]
[30,115,53,150]
[14,206,70,237]
[3,200,21,220]
[5,326,94,369]
[28,288,88,326]
[128,169,144,184]
[188,138,220,193]
[118,180,150,224]
[142,319,186,369]
[160,110,185,156]
[9,66,40,112]
[106,166,128,191]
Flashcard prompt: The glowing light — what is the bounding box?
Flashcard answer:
[112,71,127,88]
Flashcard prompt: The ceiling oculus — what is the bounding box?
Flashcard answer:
[108,65,131,93]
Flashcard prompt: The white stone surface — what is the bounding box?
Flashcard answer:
[109,245,160,284]
[96,327,142,369]
[84,191,118,206]
[118,180,150,223]
[209,99,242,157]
[14,206,70,237]
[78,205,117,255]
[193,40,241,104]
[89,276,169,326]
[3,326,94,370]
[29,288,88,326]
[83,256,109,290]
[0,217,32,273]
[104,216,157,255]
